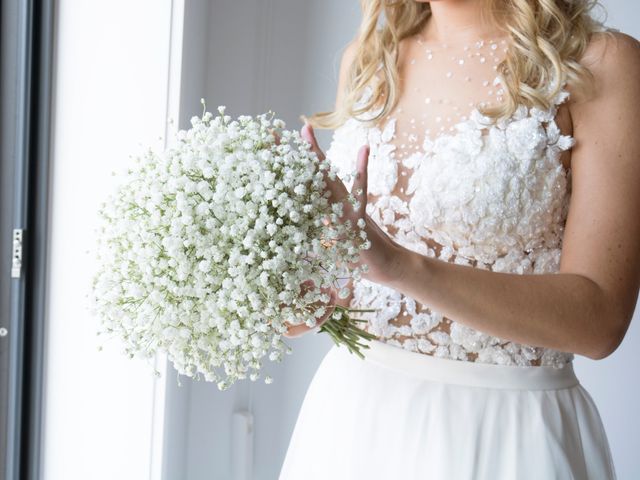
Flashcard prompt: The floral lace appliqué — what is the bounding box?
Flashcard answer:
[325,78,576,369]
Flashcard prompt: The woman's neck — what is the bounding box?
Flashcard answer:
[419,1,506,45]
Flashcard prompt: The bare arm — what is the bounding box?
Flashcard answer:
[384,32,640,360]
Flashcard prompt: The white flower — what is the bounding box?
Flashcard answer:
[505,117,547,162]
[90,106,369,390]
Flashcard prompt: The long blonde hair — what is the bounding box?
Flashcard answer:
[306,0,615,130]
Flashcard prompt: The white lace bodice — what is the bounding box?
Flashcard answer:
[326,34,576,368]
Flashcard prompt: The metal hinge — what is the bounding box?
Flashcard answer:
[11,229,23,278]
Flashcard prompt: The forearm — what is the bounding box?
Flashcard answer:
[385,248,620,360]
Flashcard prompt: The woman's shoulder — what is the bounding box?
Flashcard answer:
[335,39,360,110]
[568,29,640,105]
[583,29,640,62]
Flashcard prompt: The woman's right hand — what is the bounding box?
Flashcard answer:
[282,280,337,338]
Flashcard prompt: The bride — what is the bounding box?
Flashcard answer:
[279,0,639,478]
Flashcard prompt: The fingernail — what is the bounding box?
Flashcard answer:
[301,126,310,141]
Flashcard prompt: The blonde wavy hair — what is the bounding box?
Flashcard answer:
[305,0,616,130]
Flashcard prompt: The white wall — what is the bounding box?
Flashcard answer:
[43,1,179,479]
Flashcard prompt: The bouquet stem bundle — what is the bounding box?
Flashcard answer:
[320,306,378,359]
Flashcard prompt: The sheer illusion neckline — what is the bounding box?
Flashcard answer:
[415,33,512,51]
[358,33,575,170]
[371,74,503,145]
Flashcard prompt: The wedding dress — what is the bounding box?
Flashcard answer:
[279,34,617,479]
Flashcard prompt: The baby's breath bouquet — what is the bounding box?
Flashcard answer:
[89,101,378,390]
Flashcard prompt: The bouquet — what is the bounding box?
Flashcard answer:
[89,100,378,390]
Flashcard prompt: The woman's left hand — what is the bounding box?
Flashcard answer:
[300,123,409,286]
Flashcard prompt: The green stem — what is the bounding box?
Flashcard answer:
[317,307,378,359]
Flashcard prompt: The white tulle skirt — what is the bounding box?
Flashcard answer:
[279,339,617,480]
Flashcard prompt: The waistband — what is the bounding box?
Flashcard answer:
[357,339,579,391]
